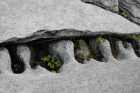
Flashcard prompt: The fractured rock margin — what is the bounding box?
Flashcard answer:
[0,30,140,74]
[81,0,140,25]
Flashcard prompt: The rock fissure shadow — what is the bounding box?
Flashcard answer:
[3,33,140,74]
[69,36,104,63]
[32,41,63,73]
[102,34,140,58]
[5,44,25,74]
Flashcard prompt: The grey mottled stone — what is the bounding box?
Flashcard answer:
[100,39,116,62]
[119,0,140,24]
[0,0,140,93]
[47,40,79,73]
[74,39,90,63]
[0,0,140,44]
[17,45,31,69]
[27,45,38,68]
[0,54,140,93]
[81,0,119,12]
[89,38,116,62]
[116,41,138,60]
[89,38,103,61]
[17,45,51,74]
[0,47,12,73]
[0,40,140,92]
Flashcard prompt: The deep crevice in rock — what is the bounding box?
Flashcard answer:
[1,29,139,47]
[1,31,140,74]
[30,40,64,73]
[5,44,25,74]
[102,34,140,58]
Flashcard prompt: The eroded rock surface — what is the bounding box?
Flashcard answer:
[0,47,12,73]
[0,39,140,93]
[116,41,137,60]
[0,0,140,93]
[74,39,90,63]
[119,0,140,25]
[0,0,140,44]
[81,0,119,12]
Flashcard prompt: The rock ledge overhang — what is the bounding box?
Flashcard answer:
[0,0,140,44]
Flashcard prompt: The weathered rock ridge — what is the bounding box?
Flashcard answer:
[82,0,140,25]
[0,0,140,44]
[81,0,119,12]
[0,0,140,93]
[119,0,140,25]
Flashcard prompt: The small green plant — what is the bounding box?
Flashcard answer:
[69,37,84,50]
[41,55,51,62]
[54,60,61,67]
[98,36,105,43]
[36,55,61,73]
[51,70,56,73]
[79,46,84,50]
[79,40,82,43]
[96,36,105,44]
[47,62,55,68]
[131,35,140,40]
[122,12,131,20]
[70,37,77,48]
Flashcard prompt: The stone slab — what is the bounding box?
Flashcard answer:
[0,0,140,43]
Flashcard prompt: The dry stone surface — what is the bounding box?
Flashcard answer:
[0,0,140,93]
[81,0,119,12]
[0,0,140,44]
[119,0,140,25]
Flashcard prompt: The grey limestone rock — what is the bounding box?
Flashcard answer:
[119,0,140,24]
[17,45,50,74]
[0,48,140,93]
[100,39,116,62]
[17,45,31,69]
[89,38,103,61]
[27,45,38,68]
[0,0,140,93]
[81,0,119,12]
[0,0,140,44]
[0,40,140,93]
[0,47,12,73]
[116,40,138,60]
[89,38,116,62]
[47,40,79,73]
[74,39,90,63]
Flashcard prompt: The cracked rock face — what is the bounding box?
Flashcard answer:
[0,47,12,73]
[0,39,140,93]
[1,0,140,44]
[74,39,90,63]
[81,0,119,12]
[0,0,140,93]
[119,0,140,25]
[82,0,140,25]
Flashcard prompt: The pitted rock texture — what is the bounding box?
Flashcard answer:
[89,38,104,62]
[100,39,116,62]
[81,0,119,12]
[0,47,12,73]
[119,0,140,25]
[0,39,140,93]
[74,39,90,63]
[17,45,31,70]
[116,41,137,60]
[1,0,140,92]
[0,0,140,44]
